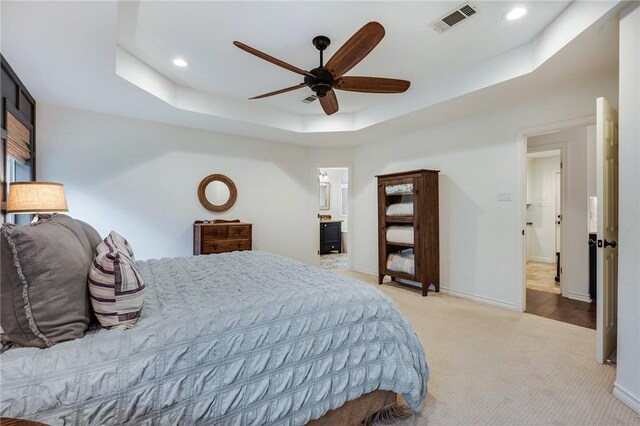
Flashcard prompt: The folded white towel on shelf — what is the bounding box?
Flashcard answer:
[386,226,414,245]
[386,202,413,216]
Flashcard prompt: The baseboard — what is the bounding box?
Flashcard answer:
[528,256,556,264]
[613,382,640,414]
[440,286,519,311]
[351,267,378,277]
[567,292,592,303]
[352,268,519,311]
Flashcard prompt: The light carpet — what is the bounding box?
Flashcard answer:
[339,270,640,425]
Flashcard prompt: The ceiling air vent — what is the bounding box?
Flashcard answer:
[302,94,318,103]
[431,3,478,34]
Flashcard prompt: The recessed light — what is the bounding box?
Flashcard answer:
[505,7,527,21]
[172,58,189,67]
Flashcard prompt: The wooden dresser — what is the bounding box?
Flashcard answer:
[193,221,252,255]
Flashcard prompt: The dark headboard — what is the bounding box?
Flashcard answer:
[1,55,37,224]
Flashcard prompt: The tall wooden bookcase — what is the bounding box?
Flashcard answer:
[377,169,439,296]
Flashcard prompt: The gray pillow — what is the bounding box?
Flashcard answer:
[0,214,93,348]
[76,219,102,255]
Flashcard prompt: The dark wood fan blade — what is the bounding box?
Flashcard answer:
[234,41,315,78]
[325,22,385,79]
[249,83,307,100]
[319,90,339,115]
[335,77,410,93]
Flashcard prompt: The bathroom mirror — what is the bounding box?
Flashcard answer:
[319,182,330,210]
[198,174,237,212]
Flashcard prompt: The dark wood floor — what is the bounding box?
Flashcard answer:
[526,288,596,329]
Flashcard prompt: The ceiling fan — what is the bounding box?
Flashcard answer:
[233,22,410,116]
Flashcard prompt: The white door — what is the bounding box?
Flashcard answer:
[596,97,619,364]
[554,171,561,288]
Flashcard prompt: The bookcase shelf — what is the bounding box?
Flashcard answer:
[377,169,440,296]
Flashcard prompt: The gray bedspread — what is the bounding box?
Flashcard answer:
[0,251,428,425]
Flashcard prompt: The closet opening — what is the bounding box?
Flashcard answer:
[316,166,350,270]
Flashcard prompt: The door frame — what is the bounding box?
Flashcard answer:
[555,170,562,258]
[516,115,596,312]
[312,163,352,269]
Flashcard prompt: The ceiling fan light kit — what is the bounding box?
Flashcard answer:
[234,21,411,116]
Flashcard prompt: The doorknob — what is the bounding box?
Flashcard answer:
[604,239,618,248]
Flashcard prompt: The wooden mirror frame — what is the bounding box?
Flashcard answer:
[197,174,237,212]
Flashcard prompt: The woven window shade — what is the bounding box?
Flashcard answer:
[6,112,31,164]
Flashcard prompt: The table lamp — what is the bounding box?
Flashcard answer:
[6,182,68,221]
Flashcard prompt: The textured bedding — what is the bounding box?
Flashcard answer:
[0,251,428,425]
[386,226,414,245]
[386,250,415,275]
[386,202,413,217]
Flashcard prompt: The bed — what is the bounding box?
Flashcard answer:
[0,251,428,425]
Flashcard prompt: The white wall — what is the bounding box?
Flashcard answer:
[528,126,592,302]
[526,155,561,263]
[349,77,617,310]
[36,104,317,263]
[614,1,640,415]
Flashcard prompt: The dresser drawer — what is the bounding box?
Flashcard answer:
[228,225,251,238]
[204,239,251,253]
[322,242,341,253]
[202,226,228,239]
[194,221,252,255]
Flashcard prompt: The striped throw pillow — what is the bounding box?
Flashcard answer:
[96,230,135,260]
[89,237,145,329]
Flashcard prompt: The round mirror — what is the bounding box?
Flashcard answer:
[198,174,237,212]
[205,181,231,206]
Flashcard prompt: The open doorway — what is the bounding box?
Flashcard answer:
[523,126,597,330]
[525,150,562,295]
[317,167,349,270]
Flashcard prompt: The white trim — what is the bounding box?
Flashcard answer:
[613,383,640,415]
[440,286,519,311]
[567,292,592,303]
[517,132,527,312]
[520,115,598,138]
[351,267,378,277]
[352,268,519,311]
[528,256,556,264]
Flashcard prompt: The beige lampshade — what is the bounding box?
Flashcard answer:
[7,182,69,214]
